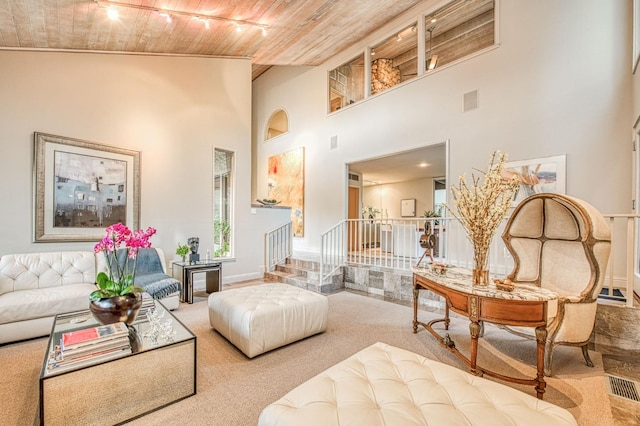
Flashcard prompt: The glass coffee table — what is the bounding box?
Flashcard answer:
[39,300,196,425]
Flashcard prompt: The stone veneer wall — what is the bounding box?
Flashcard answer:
[370,58,401,95]
[594,302,640,351]
[344,264,444,310]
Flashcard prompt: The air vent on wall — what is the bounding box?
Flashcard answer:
[349,173,359,181]
[463,90,478,112]
[330,135,338,150]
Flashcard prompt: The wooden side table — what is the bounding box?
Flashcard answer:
[412,266,559,399]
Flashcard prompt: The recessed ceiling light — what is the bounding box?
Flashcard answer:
[419,162,428,167]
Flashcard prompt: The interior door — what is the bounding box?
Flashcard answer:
[348,186,360,251]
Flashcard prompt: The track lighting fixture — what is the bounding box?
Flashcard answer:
[94,0,268,35]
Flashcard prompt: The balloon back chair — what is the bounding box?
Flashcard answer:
[501,193,611,376]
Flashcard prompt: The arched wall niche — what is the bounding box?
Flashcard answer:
[265,108,289,140]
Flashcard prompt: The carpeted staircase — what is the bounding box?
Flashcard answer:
[264,256,344,294]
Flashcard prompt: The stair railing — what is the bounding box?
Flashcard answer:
[265,221,293,272]
[319,220,347,285]
[333,217,515,277]
[327,214,637,307]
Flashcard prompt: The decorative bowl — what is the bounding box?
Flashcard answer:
[89,293,143,325]
[256,199,281,206]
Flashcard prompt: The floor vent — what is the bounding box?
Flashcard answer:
[606,374,640,402]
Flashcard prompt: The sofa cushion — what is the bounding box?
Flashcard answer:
[0,252,96,296]
[0,284,96,324]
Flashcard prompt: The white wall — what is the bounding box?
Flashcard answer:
[0,50,265,283]
[252,0,633,254]
[633,0,640,126]
[362,178,434,219]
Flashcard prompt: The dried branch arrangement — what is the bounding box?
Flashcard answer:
[448,151,519,279]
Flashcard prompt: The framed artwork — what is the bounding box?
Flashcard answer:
[33,132,140,242]
[401,198,416,217]
[503,154,566,206]
[268,147,305,237]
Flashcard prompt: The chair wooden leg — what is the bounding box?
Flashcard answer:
[544,341,554,377]
[582,345,594,367]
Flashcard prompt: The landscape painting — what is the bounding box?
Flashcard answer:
[268,147,305,237]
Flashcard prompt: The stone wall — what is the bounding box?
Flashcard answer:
[344,264,443,310]
[371,58,401,95]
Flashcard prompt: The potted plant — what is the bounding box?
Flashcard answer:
[176,242,190,262]
[423,209,440,223]
[362,206,380,220]
[90,223,157,325]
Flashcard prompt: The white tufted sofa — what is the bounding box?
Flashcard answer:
[259,342,577,426]
[0,248,179,345]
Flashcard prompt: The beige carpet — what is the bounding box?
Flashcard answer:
[0,288,614,425]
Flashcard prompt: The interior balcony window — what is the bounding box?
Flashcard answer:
[213,149,234,258]
[265,109,289,141]
[326,0,496,112]
[424,0,495,72]
[371,23,417,96]
[328,54,364,113]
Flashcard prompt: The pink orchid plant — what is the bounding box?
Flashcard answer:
[90,223,157,301]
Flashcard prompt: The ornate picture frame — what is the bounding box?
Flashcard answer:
[33,132,140,242]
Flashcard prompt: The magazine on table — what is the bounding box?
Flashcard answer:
[48,344,132,372]
[60,337,131,360]
[61,322,129,351]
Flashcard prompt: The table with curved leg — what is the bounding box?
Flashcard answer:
[412,266,559,399]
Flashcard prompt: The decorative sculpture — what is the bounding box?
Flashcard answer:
[188,237,200,263]
[416,220,436,267]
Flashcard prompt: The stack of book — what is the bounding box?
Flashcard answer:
[48,322,131,371]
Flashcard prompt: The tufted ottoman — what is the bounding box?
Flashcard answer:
[258,342,577,426]
[208,284,329,358]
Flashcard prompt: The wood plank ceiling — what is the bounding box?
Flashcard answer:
[0,0,433,80]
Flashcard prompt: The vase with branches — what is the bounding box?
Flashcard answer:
[447,151,519,285]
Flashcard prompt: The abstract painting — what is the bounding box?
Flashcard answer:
[34,132,140,242]
[268,148,305,237]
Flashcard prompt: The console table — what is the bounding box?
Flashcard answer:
[172,260,222,303]
[412,266,559,399]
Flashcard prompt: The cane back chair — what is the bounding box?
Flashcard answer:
[501,193,611,376]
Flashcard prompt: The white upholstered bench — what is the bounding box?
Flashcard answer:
[258,342,577,426]
[208,284,329,358]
